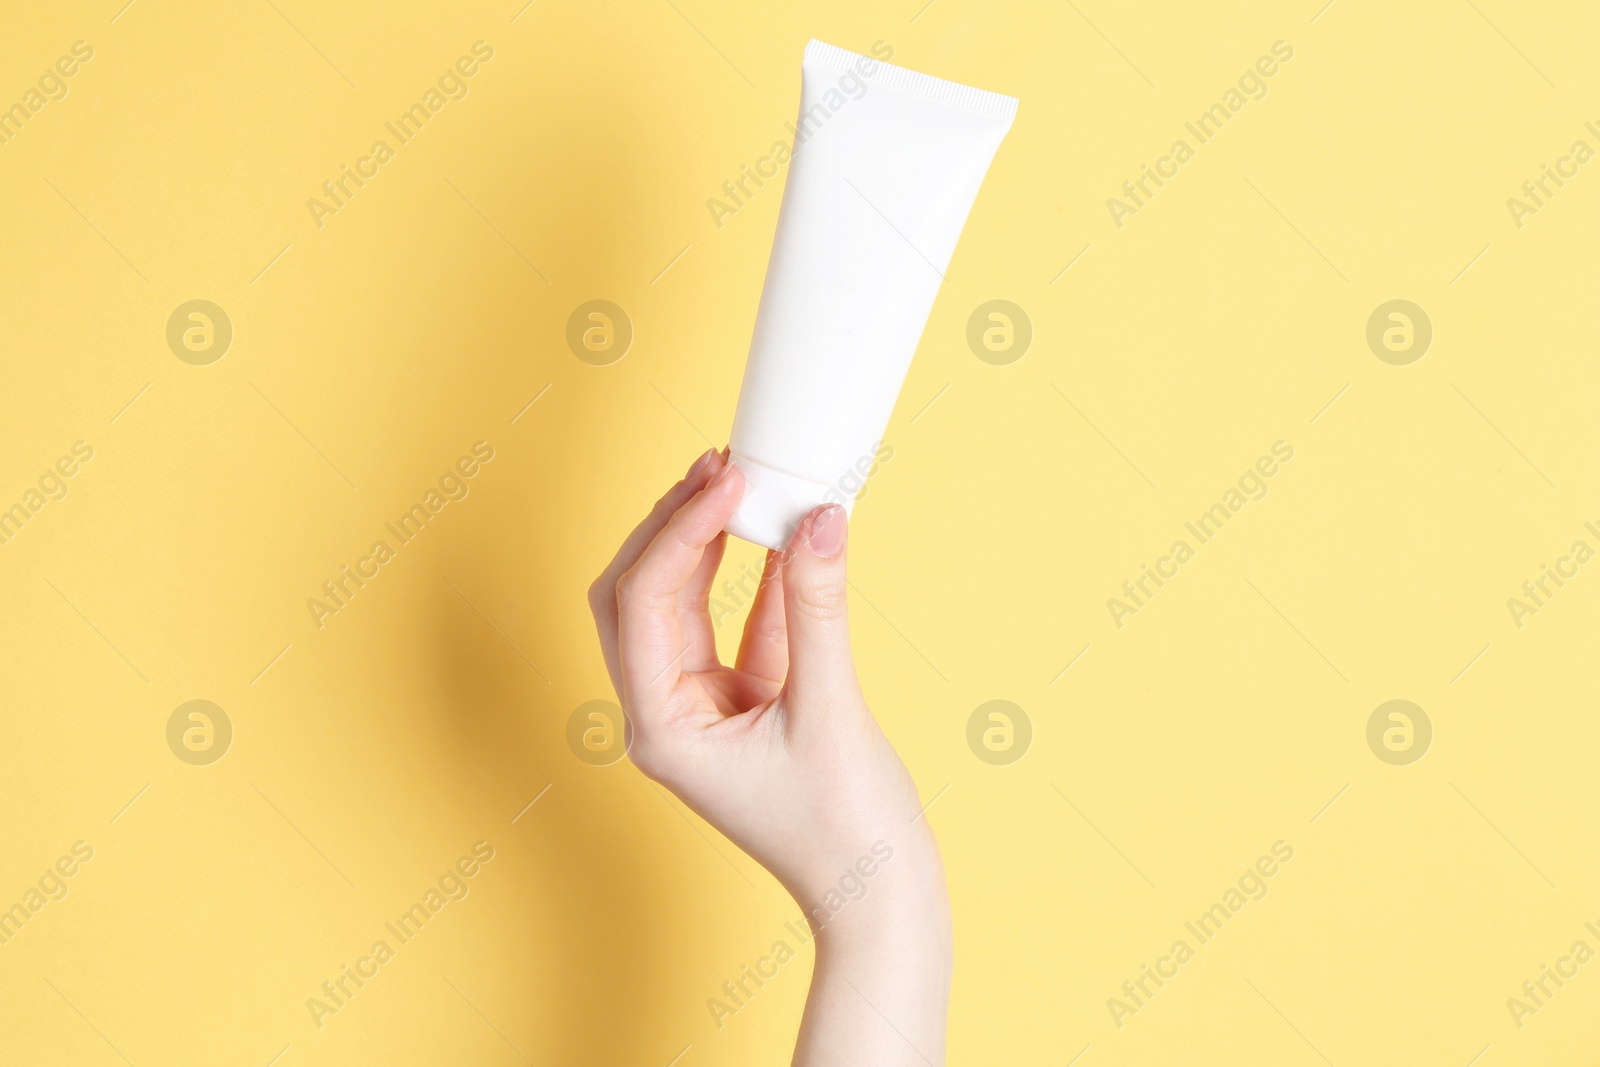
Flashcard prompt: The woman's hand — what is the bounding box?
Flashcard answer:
[588,447,951,1065]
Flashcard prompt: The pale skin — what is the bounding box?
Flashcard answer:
[588,447,952,1066]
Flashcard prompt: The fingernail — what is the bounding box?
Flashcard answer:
[710,458,739,487]
[808,505,846,558]
[686,449,715,478]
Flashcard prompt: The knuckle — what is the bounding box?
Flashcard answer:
[747,617,786,646]
[613,567,643,604]
[654,483,686,513]
[651,485,696,528]
[666,511,703,552]
[586,576,612,615]
[617,560,678,608]
[791,575,847,621]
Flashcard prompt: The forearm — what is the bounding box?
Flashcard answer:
[792,849,952,1066]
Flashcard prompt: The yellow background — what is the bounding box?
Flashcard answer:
[2,0,1598,1063]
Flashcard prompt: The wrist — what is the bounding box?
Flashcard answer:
[800,847,952,1066]
[798,833,950,957]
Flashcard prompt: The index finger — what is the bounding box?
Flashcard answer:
[589,448,721,693]
[615,462,745,717]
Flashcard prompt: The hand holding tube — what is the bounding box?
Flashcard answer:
[588,448,951,1065]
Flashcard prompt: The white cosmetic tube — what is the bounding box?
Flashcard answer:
[725,40,1017,550]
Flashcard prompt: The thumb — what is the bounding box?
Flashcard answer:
[780,504,856,697]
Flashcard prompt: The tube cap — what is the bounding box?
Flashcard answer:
[724,453,847,551]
